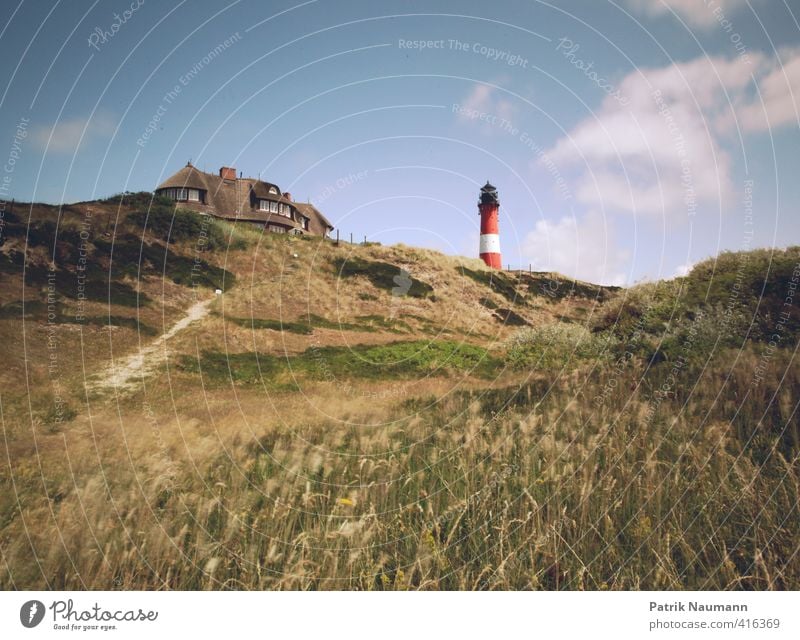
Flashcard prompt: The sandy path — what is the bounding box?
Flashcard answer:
[89,296,214,393]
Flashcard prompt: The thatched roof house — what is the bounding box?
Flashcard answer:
[155,163,333,237]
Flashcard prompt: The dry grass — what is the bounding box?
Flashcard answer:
[1,342,797,590]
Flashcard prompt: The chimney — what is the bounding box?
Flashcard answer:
[219,166,236,180]
[283,192,292,201]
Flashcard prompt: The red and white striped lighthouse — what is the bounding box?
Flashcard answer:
[478,181,502,269]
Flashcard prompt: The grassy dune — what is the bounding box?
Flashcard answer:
[0,196,797,589]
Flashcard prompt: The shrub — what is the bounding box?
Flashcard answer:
[102,191,165,208]
[506,323,613,369]
[127,206,228,250]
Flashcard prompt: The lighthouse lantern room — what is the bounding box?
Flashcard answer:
[478,181,502,269]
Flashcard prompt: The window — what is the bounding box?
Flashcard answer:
[269,186,278,194]
[270,201,278,213]
[259,200,269,211]
[268,224,285,234]
[302,218,309,230]
[160,188,180,200]
[160,187,203,202]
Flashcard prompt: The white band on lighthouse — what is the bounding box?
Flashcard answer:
[479,233,501,254]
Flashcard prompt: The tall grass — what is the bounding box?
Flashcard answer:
[1,344,796,590]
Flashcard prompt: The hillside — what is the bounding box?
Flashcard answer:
[0,195,798,590]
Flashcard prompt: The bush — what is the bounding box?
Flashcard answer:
[591,279,683,338]
[506,323,613,369]
[102,191,165,208]
[127,206,228,250]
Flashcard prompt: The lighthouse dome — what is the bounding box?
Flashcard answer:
[479,181,499,204]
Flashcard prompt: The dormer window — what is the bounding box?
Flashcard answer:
[269,186,278,195]
[159,187,204,203]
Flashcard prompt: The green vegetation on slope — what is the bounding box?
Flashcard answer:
[180,340,499,385]
[591,247,800,366]
[0,205,237,309]
[506,323,613,369]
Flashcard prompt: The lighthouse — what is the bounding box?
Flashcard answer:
[478,181,502,269]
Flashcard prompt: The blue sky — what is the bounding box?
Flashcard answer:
[1,0,799,284]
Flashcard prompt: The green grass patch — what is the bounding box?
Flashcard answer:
[303,340,497,379]
[181,340,500,385]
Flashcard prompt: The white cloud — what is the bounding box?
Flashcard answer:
[735,49,800,132]
[623,0,753,29]
[454,83,517,134]
[33,112,115,153]
[522,211,629,286]
[544,50,800,219]
[673,261,694,277]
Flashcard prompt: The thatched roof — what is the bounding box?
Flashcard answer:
[156,163,210,191]
[250,180,283,199]
[293,202,333,236]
